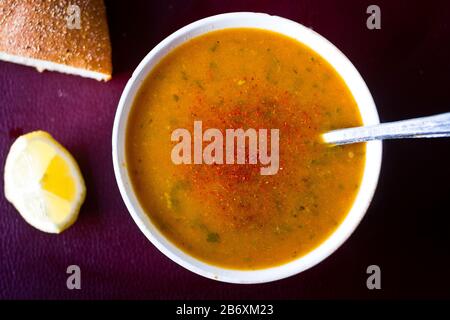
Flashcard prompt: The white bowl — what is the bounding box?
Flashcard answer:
[112,12,382,284]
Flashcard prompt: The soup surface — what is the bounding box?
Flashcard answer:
[126,28,365,269]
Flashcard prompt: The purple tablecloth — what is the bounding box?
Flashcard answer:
[1,0,450,299]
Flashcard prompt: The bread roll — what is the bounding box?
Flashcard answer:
[0,0,112,81]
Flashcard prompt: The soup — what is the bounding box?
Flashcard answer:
[126,28,365,270]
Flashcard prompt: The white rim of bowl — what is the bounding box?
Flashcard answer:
[112,12,383,284]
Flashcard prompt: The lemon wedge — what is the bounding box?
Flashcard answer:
[4,131,86,233]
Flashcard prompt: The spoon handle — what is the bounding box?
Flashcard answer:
[322,112,450,145]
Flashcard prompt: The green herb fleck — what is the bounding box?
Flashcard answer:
[207,232,220,243]
[195,80,204,90]
[210,41,220,52]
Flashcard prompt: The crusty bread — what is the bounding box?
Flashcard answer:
[0,0,112,81]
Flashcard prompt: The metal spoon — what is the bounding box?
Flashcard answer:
[322,112,450,145]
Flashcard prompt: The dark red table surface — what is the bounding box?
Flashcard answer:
[1,0,450,300]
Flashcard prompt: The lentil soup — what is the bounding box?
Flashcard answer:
[126,28,365,270]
